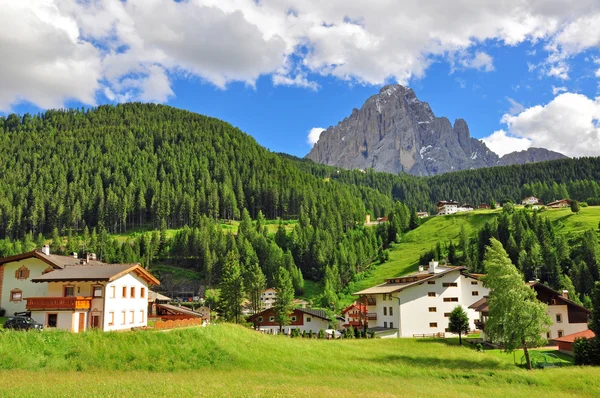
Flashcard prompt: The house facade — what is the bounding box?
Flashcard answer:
[547,199,571,208]
[28,262,160,332]
[248,307,330,334]
[260,287,277,309]
[341,302,367,329]
[354,262,489,338]
[470,282,591,341]
[436,201,459,215]
[522,196,542,205]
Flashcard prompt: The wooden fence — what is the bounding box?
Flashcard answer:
[154,317,204,330]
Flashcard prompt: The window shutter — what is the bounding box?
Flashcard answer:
[25,267,30,279]
[15,269,19,278]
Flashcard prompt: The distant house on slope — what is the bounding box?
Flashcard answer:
[547,199,572,208]
[260,287,277,309]
[417,212,429,218]
[478,203,490,210]
[436,201,459,215]
[341,302,367,329]
[522,196,542,205]
[248,307,331,334]
[354,261,489,338]
[470,282,591,342]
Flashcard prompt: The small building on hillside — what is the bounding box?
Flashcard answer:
[377,216,389,222]
[547,199,572,208]
[260,287,277,309]
[148,290,171,316]
[417,212,429,218]
[522,196,542,205]
[470,282,591,341]
[28,262,160,332]
[248,307,331,334]
[458,204,474,212]
[478,203,491,210]
[437,201,459,215]
[293,298,309,308]
[552,330,595,354]
[341,302,367,329]
[354,262,489,338]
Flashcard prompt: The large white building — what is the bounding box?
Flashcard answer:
[260,287,277,309]
[436,201,459,215]
[354,262,489,338]
[470,282,591,341]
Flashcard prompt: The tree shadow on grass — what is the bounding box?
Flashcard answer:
[366,354,503,370]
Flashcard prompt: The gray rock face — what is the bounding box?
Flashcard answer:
[306,85,566,175]
[497,148,566,166]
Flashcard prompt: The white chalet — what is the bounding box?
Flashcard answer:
[260,287,277,309]
[522,196,542,205]
[354,262,488,338]
[436,201,459,215]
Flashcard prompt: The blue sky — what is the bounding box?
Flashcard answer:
[3,1,600,158]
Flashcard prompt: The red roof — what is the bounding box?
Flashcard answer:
[342,303,366,314]
[552,329,595,343]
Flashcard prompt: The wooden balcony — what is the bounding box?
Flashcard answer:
[367,313,377,320]
[26,296,92,311]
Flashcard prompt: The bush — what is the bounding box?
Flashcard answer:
[318,329,325,339]
[0,307,5,317]
[308,330,313,339]
[301,330,306,338]
[290,328,300,338]
[476,343,483,352]
[573,337,600,365]
[378,250,390,263]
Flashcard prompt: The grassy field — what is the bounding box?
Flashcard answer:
[0,324,598,397]
[0,316,5,327]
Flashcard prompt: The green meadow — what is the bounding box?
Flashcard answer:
[0,324,598,397]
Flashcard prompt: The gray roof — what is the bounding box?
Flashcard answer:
[148,290,171,302]
[354,266,464,295]
[298,308,331,321]
[31,263,159,285]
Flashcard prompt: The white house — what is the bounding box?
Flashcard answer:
[436,201,459,215]
[522,196,542,205]
[248,307,331,335]
[470,282,591,341]
[27,261,159,332]
[260,287,277,309]
[354,262,489,338]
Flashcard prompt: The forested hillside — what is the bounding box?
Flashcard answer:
[289,155,600,213]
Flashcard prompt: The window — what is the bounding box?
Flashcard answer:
[268,316,275,322]
[443,297,458,302]
[15,266,29,280]
[430,322,437,328]
[428,292,436,297]
[390,322,394,328]
[108,312,115,326]
[471,281,478,285]
[306,317,312,322]
[384,322,387,328]
[429,307,437,312]
[383,307,387,316]
[547,332,551,339]
[427,281,436,285]
[445,328,451,333]
[556,314,563,323]
[472,291,479,296]
[141,288,146,298]
[444,312,451,317]
[93,286,103,298]
[110,286,116,298]
[122,286,127,298]
[64,286,75,297]
[121,311,126,325]
[9,289,22,302]
[130,287,135,298]
[258,316,263,322]
[442,282,458,287]
[130,311,135,324]
[389,307,393,316]
[558,330,564,338]
[140,311,145,324]
[291,316,297,322]
[382,294,387,301]
[47,314,58,327]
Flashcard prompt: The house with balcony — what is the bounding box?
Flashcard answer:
[248,307,330,334]
[354,261,489,338]
[260,287,277,309]
[469,282,591,342]
[341,301,367,329]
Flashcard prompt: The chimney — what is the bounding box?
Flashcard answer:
[429,261,438,274]
[562,290,569,299]
[41,245,50,256]
[418,265,424,272]
[71,252,78,259]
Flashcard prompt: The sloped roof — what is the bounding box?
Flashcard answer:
[468,296,489,314]
[31,263,160,285]
[354,267,466,295]
[248,307,331,321]
[148,290,171,302]
[528,282,591,314]
[0,250,99,269]
[552,329,595,343]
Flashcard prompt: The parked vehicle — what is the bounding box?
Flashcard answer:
[3,316,43,331]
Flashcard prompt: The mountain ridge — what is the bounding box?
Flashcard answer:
[306,84,566,176]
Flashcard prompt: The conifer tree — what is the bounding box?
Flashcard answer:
[273,267,295,333]
[219,251,244,323]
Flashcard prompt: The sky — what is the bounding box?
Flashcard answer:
[2,1,600,158]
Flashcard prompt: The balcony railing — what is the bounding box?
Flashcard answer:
[367,313,377,320]
[26,296,92,311]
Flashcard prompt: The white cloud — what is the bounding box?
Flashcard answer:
[506,97,525,115]
[307,127,325,145]
[552,86,567,95]
[481,130,532,157]
[497,93,600,157]
[3,1,600,110]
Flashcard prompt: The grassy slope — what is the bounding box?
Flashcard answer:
[0,324,598,397]
[354,206,600,294]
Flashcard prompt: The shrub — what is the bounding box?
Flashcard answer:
[318,329,325,339]
[0,307,5,317]
[308,330,313,339]
[573,338,599,365]
[301,330,306,338]
[476,343,483,352]
[378,250,390,263]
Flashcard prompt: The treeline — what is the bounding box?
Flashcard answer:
[0,104,393,239]
[288,155,600,213]
[421,208,599,306]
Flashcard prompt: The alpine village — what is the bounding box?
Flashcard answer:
[2,2,600,397]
